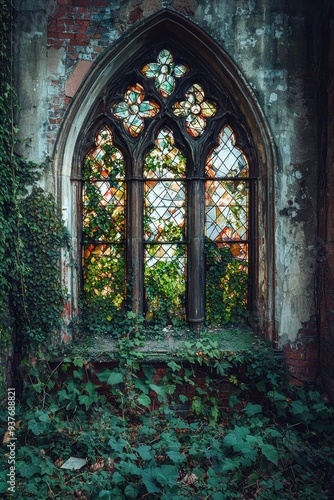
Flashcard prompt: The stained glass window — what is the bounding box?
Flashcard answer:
[205,126,249,324]
[141,49,189,98]
[82,126,126,329]
[143,128,187,325]
[81,48,254,335]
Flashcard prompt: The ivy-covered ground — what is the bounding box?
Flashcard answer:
[1,335,334,499]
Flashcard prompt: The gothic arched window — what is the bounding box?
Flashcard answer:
[79,45,256,335]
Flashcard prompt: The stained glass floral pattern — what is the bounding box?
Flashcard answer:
[172,83,217,137]
[112,83,160,137]
[141,49,189,98]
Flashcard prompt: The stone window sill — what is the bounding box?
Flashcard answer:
[58,325,261,362]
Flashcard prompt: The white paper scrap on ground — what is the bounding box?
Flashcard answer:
[60,457,87,470]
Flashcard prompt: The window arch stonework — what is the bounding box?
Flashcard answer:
[55,11,276,342]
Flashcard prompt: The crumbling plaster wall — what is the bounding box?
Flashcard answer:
[14,0,320,346]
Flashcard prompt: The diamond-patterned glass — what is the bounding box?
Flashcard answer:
[144,128,186,242]
[205,126,248,177]
[82,126,126,317]
[205,180,248,241]
[204,125,249,325]
[143,128,187,326]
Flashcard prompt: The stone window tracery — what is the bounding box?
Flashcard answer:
[80,47,255,333]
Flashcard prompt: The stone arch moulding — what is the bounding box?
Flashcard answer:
[54,9,277,344]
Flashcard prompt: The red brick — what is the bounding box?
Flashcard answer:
[73,0,91,6]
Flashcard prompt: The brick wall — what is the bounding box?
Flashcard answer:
[283,317,319,386]
[47,0,115,147]
[45,0,206,149]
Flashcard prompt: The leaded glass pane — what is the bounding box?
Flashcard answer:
[143,128,187,326]
[205,180,248,241]
[204,125,249,325]
[144,181,185,242]
[144,128,186,242]
[144,244,186,324]
[82,127,126,328]
[205,126,249,177]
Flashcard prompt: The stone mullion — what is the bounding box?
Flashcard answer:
[187,164,205,333]
[126,158,144,318]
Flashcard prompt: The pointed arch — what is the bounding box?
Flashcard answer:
[54,9,276,341]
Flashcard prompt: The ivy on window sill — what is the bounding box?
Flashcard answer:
[56,325,262,363]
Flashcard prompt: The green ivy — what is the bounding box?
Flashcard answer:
[0,2,69,397]
[0,342,333,498]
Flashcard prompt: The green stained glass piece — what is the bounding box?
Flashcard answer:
[124,83,144,105]
[173,64,189,78]
[128,91,141,105]
[157,49,173,65]
[139,100,160,118]
[113,102,130,119]
[141,62,160,78]
[157,74,175,97]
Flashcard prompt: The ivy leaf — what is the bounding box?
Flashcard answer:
[142,468,162,494]
[179,394,188,403]
[136,445,154,461]
[149,383,167,401]
[112,471,125,485]
[166,451,186,463]
[28,419,47,436]
[73,357,85,367]
[137,393,151,407]
[98,491,114,499]
[261,444,279,465]
[290,400,308,415]
[98,369,124,386]
[79,393,98,410]
[124,483,140,498]
[243,403,263,416]
[16,461,40,478]
[35,410,50,422]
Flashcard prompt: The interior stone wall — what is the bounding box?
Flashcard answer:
[13,0,331,385]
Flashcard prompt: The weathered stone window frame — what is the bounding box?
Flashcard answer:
[54,11,277,342]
